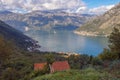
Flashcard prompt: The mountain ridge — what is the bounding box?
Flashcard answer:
[0,10,94,32]
[75,3,120,37]
[0,20,40,51]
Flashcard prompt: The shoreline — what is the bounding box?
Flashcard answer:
[74,31,108,37]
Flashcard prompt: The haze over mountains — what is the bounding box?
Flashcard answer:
[0,10,94,32]
[75,3,120,36]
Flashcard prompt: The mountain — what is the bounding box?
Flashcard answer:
[0,20,40,51]
[75,3,120,37]
[0,10,93,32]
[0,11,26,31]
[0,10,13,14]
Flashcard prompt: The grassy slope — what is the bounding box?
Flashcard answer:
[33,68,119,80]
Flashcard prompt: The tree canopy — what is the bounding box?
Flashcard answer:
[99,24,120,60]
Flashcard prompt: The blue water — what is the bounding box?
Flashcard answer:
[26,30,108,56]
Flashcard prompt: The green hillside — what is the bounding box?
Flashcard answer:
[76,3,120,36]
[33,68,119,80]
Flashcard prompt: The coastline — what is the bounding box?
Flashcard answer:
[74,31,108,37]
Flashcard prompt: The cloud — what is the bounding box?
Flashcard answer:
[76,6,87,13]
[88,5,115,14]
[0,0,115,14]
[0,0,86,13]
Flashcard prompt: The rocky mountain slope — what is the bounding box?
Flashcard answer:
[0,20,40,51]
[0,10,93,32]
[75,3,120,36]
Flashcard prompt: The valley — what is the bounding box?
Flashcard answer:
[0,1,120,80]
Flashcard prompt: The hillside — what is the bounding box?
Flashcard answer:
[0,10,93,32]
[75,3,120,36]
[33,68,119,80]
[0,20,40,51]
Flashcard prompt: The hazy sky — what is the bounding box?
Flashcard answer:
[0,0,119,14]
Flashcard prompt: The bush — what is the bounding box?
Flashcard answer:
[98,49,118,61]
[24,67,50,80]
[1,68,20,80]
[109,60,120,69]
[91,57,103,66]
[68,54,91,69]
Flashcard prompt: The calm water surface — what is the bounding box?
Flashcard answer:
[26,30,108,56]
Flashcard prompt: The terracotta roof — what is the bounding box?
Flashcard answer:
[34,61,70,72]
[51,61,70,72]
[34,63,46,70]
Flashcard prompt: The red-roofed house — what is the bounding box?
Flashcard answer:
[34,61,70,73]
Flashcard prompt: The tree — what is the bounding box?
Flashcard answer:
[1,68,19,80]
[109,25,120,59]
[99,48,118,61]
[45,53,55,65]
[0,35,18,79]
[68,54,91,69]
[44,53,55,73]
[0,35,15,64]
[99,24,120,60]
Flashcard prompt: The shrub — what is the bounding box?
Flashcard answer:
[68,54,91,69]
[1,68,20,80]
[91,57,103,66]
[98,48,118,61]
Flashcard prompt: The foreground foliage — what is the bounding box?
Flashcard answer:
[33,68,119,80]
[99,26,120,60]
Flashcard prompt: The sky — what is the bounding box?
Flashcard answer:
[83,0,120,8]
[0,0,120,14]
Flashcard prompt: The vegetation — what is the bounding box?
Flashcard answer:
[68,54,91,69]
[0,35,15,63]
[99,25,120,60]
[109,25,120,59]
[98,26,120,78]
[33,68,118,80]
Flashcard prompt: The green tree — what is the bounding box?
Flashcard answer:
[99,24,120,60]
[68,54,91,69]
[0,35,16,65]
[45,53,55,65]
[109,25,120,59]
[0,35,18,79]
[99,48,118,61]
[1,68,19,80]
[91,57,103,66]
[44,53,55,73]
[0,36,9,62]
